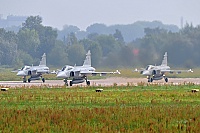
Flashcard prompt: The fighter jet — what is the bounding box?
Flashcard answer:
[135,52,193,82]
[56,50,120,86]
[16,53,49,83]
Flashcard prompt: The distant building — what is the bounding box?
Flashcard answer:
[0,15,27,28]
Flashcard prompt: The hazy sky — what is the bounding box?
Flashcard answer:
[0,0,199,30]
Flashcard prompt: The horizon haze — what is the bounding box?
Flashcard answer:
[0,0,199,30]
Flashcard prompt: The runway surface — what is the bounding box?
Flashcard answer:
[0,77,200,88]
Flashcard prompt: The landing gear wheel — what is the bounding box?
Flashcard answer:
[165,77,168,82]
[86,81,90,86]
[69,81,73,86]
[23,77,27,83]
[42,78,45,83]
[148,78,153,82]
[64,79,68,86]
[28,79,31,83]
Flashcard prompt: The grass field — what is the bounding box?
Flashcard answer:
[0,84,200,132]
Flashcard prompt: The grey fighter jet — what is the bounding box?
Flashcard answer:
[135,52,193,82]
[17,53,49,83]
[56,50,120,86]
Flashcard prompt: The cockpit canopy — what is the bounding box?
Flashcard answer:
[61,65,74,71]
[145,65,154,70]
[21,65,31,70]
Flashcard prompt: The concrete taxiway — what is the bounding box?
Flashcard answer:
[0,77,200,88]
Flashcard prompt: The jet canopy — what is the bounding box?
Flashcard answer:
[21,66,31,70]
[145,65,155,70]
[61,65,73,71]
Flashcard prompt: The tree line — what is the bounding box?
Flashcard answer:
[131,24,200,68]
[57,21,179,43]
[0,16,199,68]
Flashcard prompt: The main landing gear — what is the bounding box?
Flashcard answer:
[147,76,168,82]
[148,77,153,82]
[163,75,168,82]
[85,76,90,86]
[64,77,90,86]
[164,77,168,82]
[22,76,45,83]
[86,80,90,86]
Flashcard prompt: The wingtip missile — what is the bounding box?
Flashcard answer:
[188,69,193,73]
[115,70,121,74]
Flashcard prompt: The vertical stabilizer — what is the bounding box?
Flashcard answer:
[39,53,46,66]
[161,52,167,66]
[83,50,91,66]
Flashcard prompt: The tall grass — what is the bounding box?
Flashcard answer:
[0,84,200,132]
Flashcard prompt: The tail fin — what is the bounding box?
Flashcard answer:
[161,52,167,66]
[83,50,91,66]
[39,53,46,66]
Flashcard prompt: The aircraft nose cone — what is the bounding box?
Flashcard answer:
[17,71,26,76]
[57,71,67,78]
[142,70,150,76]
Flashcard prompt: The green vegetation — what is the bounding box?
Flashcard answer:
[1,15,200,69]
[0,84,200,132]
